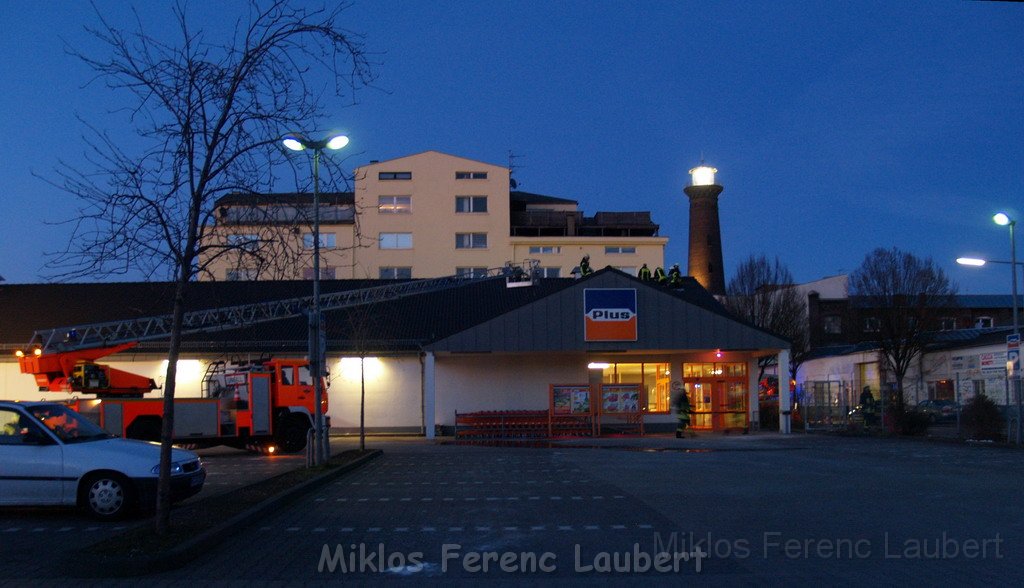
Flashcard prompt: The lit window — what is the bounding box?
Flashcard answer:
[456,267,488,278]
[378,171,412,180]
[379,233,413,249]
[456,171,488,180]
[303,233,336,249]
[537,267,561,278]
[940,317,956,331]
[227,234,259,251]
[975,316,993,328]
[379,267,412,279]
[529,246,561,255]
[863,317,880,333]
[605,246,636,254]
[823,315,842,334]
[455,196,488,213]
[378,196,411,214]
[455,233,487,249]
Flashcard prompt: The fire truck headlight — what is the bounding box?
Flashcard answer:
[15,350,24,358]
[33,348,42,357]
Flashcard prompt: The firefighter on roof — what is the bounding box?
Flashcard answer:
[638,264,652,281]
[579,255,593,276]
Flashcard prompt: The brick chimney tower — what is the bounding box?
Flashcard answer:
[684,163,726,296]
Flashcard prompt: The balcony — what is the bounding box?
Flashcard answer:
[510,210,658,237]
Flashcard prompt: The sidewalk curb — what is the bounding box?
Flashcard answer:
[68,449,383,578]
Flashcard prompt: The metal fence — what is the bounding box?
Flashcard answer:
[799,378,1024,444]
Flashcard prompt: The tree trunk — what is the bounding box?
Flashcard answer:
[155,276,188,535]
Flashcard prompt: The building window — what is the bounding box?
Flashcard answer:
[378,171,412,180]
[225,268,258,281]
[379,232,413,249]
[529,246,561,255]
[302,267,336,280]
[303,233,336,249]
[940,317,957,331]
[975,316,993,328]
[227,234,259,251]
[538,267,561,278]
[598,363,672,414]
[615,266,636,275]
[378,196,411,214]
[455,233,487,249]
[863,317,880,333]
[455,196,488,213]
[605,246,636,254]
[456,171,488,180]
[823,315,842,334]
[456,267,488,278]
[379,267,412,279]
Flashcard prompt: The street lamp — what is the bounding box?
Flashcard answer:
[282,131,349,466]
[994,212,1021,445]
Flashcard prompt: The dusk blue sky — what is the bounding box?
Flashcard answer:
[1,1,1021,293]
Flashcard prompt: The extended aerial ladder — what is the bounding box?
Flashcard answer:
[16,261,539,451]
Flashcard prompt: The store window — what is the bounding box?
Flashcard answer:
[597,362,671,413]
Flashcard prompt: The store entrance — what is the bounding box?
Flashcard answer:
[682,363,749,432]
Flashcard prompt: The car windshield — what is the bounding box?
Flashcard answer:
[27,404,110,443]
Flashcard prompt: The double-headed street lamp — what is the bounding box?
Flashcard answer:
[957,211,1021,444]
[282,131,350,466]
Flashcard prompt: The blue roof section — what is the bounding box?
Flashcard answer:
[953,295,1024,309]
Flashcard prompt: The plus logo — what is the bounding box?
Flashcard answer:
[584,289,638,342]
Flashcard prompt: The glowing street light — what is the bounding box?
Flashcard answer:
[282,131,349,466]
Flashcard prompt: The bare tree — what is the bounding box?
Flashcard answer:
[848,247,957,415]
[47,1,373,534]
[724,255,809,383]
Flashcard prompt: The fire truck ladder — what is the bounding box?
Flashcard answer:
[28,260,540,353]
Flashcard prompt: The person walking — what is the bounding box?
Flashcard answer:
[674,391,691,438]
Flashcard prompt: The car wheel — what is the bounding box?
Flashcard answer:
[80,473,135,520]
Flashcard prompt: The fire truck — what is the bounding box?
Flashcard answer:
[15,262,538,453]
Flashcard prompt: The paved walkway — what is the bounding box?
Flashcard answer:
[132,433,1023,584]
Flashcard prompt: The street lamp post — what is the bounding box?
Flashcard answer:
[994,213,1022,445]
[283,132,350,466]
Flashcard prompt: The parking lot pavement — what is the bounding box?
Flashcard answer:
[0,441,328,581]
[146,434,1024,584]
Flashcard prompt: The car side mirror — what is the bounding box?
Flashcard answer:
[21,428,54,446]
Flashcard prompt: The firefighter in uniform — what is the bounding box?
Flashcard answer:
[653,266,667,284]
[638,263,652,281]
[579,255,593,276]
[667,263,683,288]
[674,391,691,438]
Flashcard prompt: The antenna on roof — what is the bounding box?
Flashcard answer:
[508,150,523,190]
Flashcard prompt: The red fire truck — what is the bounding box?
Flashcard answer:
[15,262,538,453]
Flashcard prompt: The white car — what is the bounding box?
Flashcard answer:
[0,400,206,519]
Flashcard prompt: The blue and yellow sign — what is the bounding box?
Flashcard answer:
[584,288,637,342]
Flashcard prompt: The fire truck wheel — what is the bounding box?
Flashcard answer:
[276,414,310,454]
[80,472,135,520]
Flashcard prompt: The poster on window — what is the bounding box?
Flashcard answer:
[600,384,641,414]
[551,385,592,415]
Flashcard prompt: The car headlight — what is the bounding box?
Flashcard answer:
[151,461,185,475]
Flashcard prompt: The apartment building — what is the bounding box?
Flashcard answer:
[203,151,666,280]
